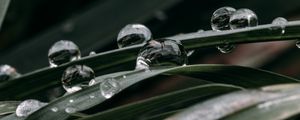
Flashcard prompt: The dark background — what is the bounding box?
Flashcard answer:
[1,0,300,78]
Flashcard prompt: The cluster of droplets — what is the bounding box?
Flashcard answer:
[48,40,81,67]
[61,65,95,93]
[0,64,20,82]
[211,7,258,53]
[15,99,47,117]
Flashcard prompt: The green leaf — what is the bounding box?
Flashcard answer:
[167,84,300,120]
[78,84,241,120]
[0,101,20,116]
[223,87,300,120]
[2,20,300,100]
[0,0,10,30]
[25,65,297,120]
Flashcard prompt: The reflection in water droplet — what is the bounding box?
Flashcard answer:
[100,78,120,99]
[272,17,288,34]
[296,41,300,48]
[65,107,76,114]
[69,99,74,103]
[48,40,81,67]
[217,43,235,53]
[51,107,58,112]
[117,24,152,48]
[61,65,95,93]
[229,8,258,29]
[16,99,47,117]
[211,7,236,31]
[0,64,21,82]
[135,39,188,70]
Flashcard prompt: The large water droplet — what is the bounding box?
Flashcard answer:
[16,99,47,117]
[65,107,77,114]
[100,78,120,99]
[135,39,188,70]
[217,43,235,53]
[229,8,258,29]
[211,7,236,31]
[117,24,152,48]
[0,65,20,82]
[48,40,81,67]
[61,65,95,93]
[272,17,288,34]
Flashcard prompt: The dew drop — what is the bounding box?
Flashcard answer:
[117,24,152,48]
[88,79,96,86]
[100,78,120,99]
[61,65,95,93]
[229,8,258,29]
[69,99,74,103]
[89,51,96,56]
[51,107,58,112]
[48,40,81,67]
[122,75,126,79]
[217,43,235,53]
[0,64,21,82]
[16,99,47,117]
[89,95,95,99]
[211,7,236,31]
[272,17,288,34]
[65,107,76,114]
[135,39,188,70]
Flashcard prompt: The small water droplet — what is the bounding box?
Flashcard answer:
[88,79,96,86]
[69,99,74,103]
[16,99,47,117]
[89,95,95,99]
[65,107,76,114]
[197,29,204,33]
[100,78,120,99]
[272,17,288,34]
[62,65,95,93]
[0,64,21,82]
[296,41,300,48]
[211,7,236,31]
[135,39,188,70]
[217,43,235,53]
[122,75,126,79]
[51,107,58,112]
[89,51,96,56]
[48,40,81,67]
[117,24,152,48]
[229,8,258,29]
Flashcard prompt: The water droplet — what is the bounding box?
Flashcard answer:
[48,40,81,67]
[296,40,300,48]
[211,7,236,31]
[88,79,96,86]
[0,65,21,82]
[16,99,47,117]
[229,8,258,29]
[69,99,74,103]
[217,43,235,53]
[89,95,95,99]
[117,24,152,48]
[122,75,126,79]
[197,29,204,33]
[100,78,120,99]
[51,107,58,112]
[89,51,96,56]
[62,65,95,93]
[272,17,288,34]
[65,107,76,114]
[135,39,188,70]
